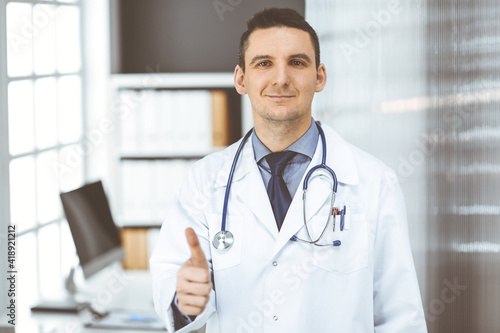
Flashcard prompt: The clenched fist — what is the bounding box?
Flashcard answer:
[176,228,212,316]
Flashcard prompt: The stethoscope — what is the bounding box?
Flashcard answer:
[212,121,347,251]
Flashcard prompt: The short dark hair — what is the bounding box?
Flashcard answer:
[238,8,320,72]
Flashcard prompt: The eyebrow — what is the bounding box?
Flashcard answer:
[249,55,274,66]
[289,53,312,64]
[248,53,313,66]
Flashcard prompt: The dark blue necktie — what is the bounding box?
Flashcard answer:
[266,151,296,231]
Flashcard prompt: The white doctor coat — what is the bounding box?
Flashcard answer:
[150,124,427,333]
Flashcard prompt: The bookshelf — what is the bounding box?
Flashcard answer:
[111,73,242,226]
[109,73,244,268]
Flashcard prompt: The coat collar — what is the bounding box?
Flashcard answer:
[214,131,256,189]
[214,124,359,189]
[318,124,359,186]
[272,124,359,255]
[212,123,359,255]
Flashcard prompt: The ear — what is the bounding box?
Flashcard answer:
[234,65,247,95]
[315,63,327,93]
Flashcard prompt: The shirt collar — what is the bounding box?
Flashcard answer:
[252,118,319,163]
[213,123,359,189]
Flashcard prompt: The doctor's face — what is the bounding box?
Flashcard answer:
[234,27,326,125]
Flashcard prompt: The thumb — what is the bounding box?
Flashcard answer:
[185,228,208,268]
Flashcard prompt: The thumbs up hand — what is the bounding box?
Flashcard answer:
[176,228,212,316]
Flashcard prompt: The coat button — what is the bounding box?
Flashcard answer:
[273,315,278,321]
[272,261,278,266]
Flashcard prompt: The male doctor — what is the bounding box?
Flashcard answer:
[150,7,427,333]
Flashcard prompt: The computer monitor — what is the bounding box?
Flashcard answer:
[32,180,125,314]
[60,180,124,279]
[32,182,165,330]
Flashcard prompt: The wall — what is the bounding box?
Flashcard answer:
[426,0,500,331]
[110,0,305,73]
[306,0,428,299]
[307,0,500,331]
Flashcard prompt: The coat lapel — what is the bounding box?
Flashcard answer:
[272,124,359,257]
[272,133,327,257]
[213,124,360,258]
[214,135,278,239]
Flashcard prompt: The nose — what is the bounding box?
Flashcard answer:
[272,63,291,87]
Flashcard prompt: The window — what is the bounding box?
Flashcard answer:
[1,0,85,313]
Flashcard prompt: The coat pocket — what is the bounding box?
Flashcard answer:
[310,212,369,275]
[207,214,243,271]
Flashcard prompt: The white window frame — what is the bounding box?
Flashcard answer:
[0,0,87,305]
[1,1,13,319]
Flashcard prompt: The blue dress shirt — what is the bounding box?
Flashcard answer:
[252,118,319,201]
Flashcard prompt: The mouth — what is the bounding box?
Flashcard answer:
[266,95,295,100]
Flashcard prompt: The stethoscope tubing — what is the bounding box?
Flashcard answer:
[220,128,253,232]
[217,121,340,249]
[303,124,337,192]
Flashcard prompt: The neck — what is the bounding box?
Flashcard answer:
[254,116,312,152]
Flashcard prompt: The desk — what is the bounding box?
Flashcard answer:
[17,269,205,333]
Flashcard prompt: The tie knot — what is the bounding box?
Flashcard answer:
[265,151,296,176]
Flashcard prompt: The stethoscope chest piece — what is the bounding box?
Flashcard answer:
[212,230,234,250]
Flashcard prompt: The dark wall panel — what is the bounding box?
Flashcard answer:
[426,0,500,332]
[111,0,305,73]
